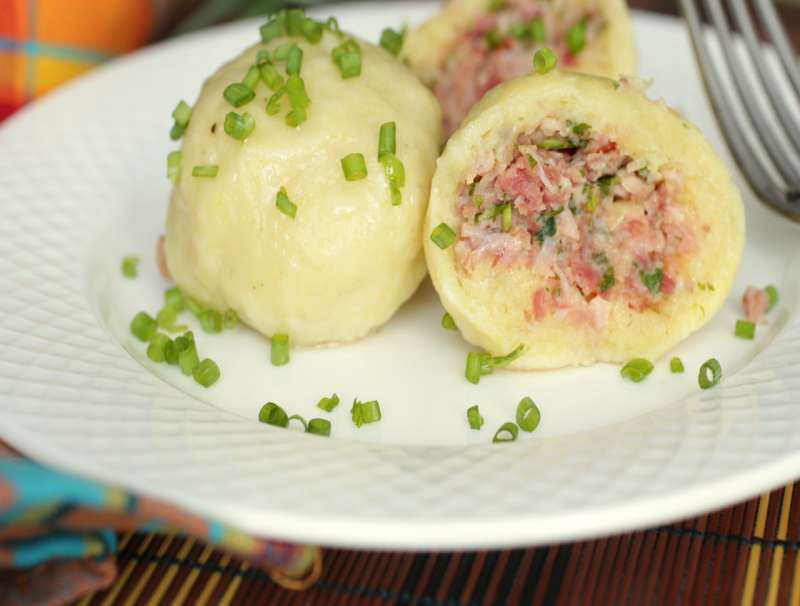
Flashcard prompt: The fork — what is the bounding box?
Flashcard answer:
[680,0,800,221]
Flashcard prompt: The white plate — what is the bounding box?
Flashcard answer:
[1,2,799,551]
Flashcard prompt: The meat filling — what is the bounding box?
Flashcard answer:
[435,0,604,135]
[453,118,698,328]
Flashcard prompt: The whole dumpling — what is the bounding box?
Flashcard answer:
[165,19,442,346]
[403,0,637,136]
[424,70,745,369]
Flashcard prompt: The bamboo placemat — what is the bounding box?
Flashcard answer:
[74,482,800,605]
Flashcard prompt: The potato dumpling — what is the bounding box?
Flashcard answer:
[166,16,442,346]
[404,0,637,135]
[425,70,745,369]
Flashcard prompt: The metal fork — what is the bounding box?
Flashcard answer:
[681,0,800,221]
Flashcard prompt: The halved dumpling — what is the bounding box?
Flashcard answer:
[425,70,745,369]
[404,0,637,136]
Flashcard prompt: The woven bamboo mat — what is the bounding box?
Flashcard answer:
[74,482,800,605]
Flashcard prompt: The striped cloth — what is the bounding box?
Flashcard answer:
[0,0,155,121]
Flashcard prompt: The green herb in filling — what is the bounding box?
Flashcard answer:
[641,268,664,295]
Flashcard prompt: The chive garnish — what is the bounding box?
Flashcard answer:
[380,28,405,56]
[242,65,260,90]
[317,393,340,412]
[670,357,685,373]
[378,122,397,159]
[287,415,308,432]
[167,151,182,183]
[308,418,331,436]
[735,320,756,340]
[266,88,285,115]
[302,18,323,44]
[538,137,573,150]
[130,311,157,342]
[286,45,303,75]
[259,402,289,427]
[260,17,284,43]
[164,287,185,312]
[193,359,220,388]
[177,332,199,376]
[256,49,272,66]
[467,405,484,430]
[533,47,556,74]
[515,397,541,433]
[529,19,546,43]
[430,223,457,249]
[147,333,172,363]
[566,20,587,55]
[199,309,223,334]
[192,165,219,178]
[223,83,255,108]
[766,285,779,310]
[641,268,664,295]
[341,153,368,181]
[351,399,382,427]
[621,358,654,383]
[699,358,722,389]
[285,8,305,37]
[172,100,192,128]
[275,187,297,218]
[260,63,285,91]
[493,422,519,443]
[332,39,362,78]
[224,111,255,141]
[223,309,239,330]
[466,345,525,384]
[121,256,139,278]
[501,203,513,232]
[271,333,290,366]
[441,312,457,331]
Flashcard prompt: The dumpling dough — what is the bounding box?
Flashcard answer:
[424,71,745,369]
[166,29,442,346]
[404,0,637,135]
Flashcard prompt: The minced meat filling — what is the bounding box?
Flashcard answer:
[453,118,697,328]
[435,0,603,135]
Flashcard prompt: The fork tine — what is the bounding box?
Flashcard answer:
[680,0,790,209]
[752,0,800,99]
[702,0,800,186]
[730,0,800,155]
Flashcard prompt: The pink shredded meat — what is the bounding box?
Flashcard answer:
[742,286,769,324]
[453,118,700,328]
[435,0,604,135]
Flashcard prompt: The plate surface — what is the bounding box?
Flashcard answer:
[1,2,799,550]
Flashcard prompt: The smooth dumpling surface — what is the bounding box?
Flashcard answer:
[166,25,442,346]
[424,71,745,369]
[404,0,637,136]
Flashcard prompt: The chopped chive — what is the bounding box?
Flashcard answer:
[164,339,178,365]
[177,332,199,375]
[260,18,285,43]
[351,399,382,427]
[766,285,779,310]
[501,203,513,232]
[266,88,286,115]
[164,287,185,312]
[169,122,186,141]
[598,175,618,196]
[274,42,292,61]
[332,39,362,78]
[573,122,591,135]
[308,418,331,436]
[260,63,285,91]
[539,137,573,150]
[533,47,557,74]
[259,402,289,427]
[465,351,487,385]
[516,397,541,432]
[275,187,297,218]
[285,8,305,36]
[172,100,192,128]
[380,28,405,56]
[288,414,308,432]
[493,422,519,443]
[302,18,323,44]
[224,111,255,141]
[467,405,484,430]
[441,312,457,331]
[286,45,303,75]
[526,155,537,169]
[285,107,307,127]
[130,311,157,342]
[699,358,722,389]
[325,17,341,35]
[121,255,139,278]
[192,165,219,178]
[381,153,405,187]
[223,309,239,329]
[167,151,182,183]
[529,18,546,43]
[488,345,525,371]
[430,223,457,249]
[341,153,368,181]
[670,357,685,373]
[255,49,272,65]
[641,268,664,295]
[286,75,310,109]
[199,309,223,334]
[185,297,204,317]
[388,183,402,206]
[223,83,254,108]
[317,393,340,412]
[242,65,260,90]
[157,307,187,333]
[735,319,756,340]
[193,359,220,388]
[271,333,290,366]
[621,358,654,383]
[510,22,528,40]
[147,333,172,363]
[599,266,615,292]
[585,186,600,212]
[566,20,587,55]
[378,122,397,159]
